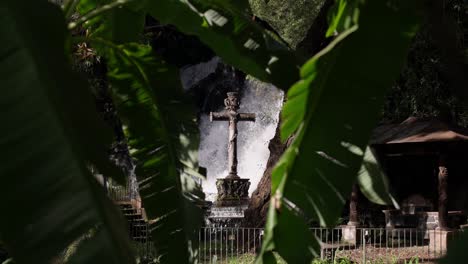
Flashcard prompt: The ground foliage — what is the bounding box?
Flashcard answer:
[0,0,467,263]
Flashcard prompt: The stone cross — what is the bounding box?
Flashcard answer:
[210,92,255,179]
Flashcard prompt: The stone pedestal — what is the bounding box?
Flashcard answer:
[382,210,466,231]
[207,205,248,228]
[341,224,358,245]
[215,178,250,206]
[207,178,251,227]
[428,229,455,254]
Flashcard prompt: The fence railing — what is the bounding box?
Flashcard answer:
[120,206,156,263]
[313,227,461,264]
[106,177,139,202]
[105,177,464,263]
[54,226,464,263]
[195,227,464,264]
[198,227,263,263]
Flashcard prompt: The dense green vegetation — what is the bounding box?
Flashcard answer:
[382,0,468,126]
[0,0,467,263]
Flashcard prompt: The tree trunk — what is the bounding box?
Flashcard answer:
[241,0,333,228]
[242,126,290,227]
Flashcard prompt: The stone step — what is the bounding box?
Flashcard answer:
[128,218,146,224]
[132,236,151,242]
[128,228,148,234]
[124,213,144,219]
[116,201,151,242]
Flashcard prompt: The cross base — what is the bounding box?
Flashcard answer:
[215,178,250,206]
[226,173,240,179]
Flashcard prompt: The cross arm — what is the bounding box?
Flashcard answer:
[239,113,255,122]
[210,111,229,121]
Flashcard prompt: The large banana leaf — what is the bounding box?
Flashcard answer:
[76,0,146,44]
[257,0,424,263]
[75,0,299,89]
[145,0,299,90]
[100,41,203,263]
[357,147,399,207]
[0,1,134,263]
[440,231,468,264]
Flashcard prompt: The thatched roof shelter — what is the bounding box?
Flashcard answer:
[371,117,468,145]
[368,117,468,230]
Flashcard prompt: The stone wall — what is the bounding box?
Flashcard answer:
[383,210,467,230]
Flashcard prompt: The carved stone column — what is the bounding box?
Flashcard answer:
[227,110,238,178]
[348,184,359,226]
[343,184,359,245]
[437,155,449,230]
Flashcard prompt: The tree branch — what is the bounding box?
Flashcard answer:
[63,0,80,20]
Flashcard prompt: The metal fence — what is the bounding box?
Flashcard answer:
[107,178,138,202]
[195,227,464,264]
[121,206,157,263]
[52,225,464,263]
[198,227,263,263]
[105,179,464,264]
[313,227,461,264]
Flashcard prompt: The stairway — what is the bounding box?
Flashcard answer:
[118,202,150,243]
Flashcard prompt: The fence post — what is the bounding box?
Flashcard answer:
[362,228,366,264]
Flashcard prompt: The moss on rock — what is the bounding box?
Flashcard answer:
[249,0,327,49]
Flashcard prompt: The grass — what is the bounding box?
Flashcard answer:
[208,253,356,264]
[203,253,422,264]
[197,252,284,264]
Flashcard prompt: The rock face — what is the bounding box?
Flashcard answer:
[249,0,327,49]
[180,57,246,113]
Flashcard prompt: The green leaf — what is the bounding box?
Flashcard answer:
[1,259,14,264]
[326,0,360,37]
[0,1,134,263]
[258,0,424,263]
[76,0,145,44]
[100,41,203,263]
[145,0,300,90]
[440,230,468,264]
[357,147,399,208]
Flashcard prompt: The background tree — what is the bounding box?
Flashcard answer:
[383,0,468,126]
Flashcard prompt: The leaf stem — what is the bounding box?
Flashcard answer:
[63,0,80,20]
[68,0,135,30]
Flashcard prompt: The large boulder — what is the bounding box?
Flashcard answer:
[249,0,327,49]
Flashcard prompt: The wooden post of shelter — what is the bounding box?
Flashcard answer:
[437,154,449,230]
